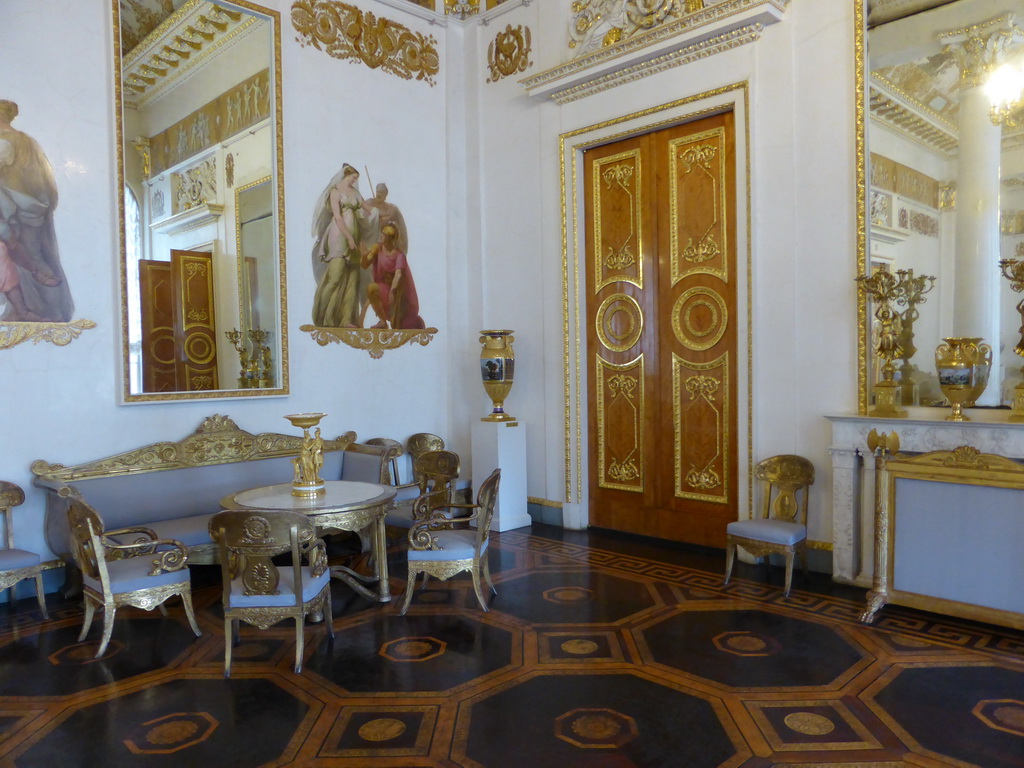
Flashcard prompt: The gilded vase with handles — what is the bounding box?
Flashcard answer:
[479,329,516,422]
[934,337,991,422]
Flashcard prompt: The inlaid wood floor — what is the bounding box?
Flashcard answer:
[1,524,1023,767]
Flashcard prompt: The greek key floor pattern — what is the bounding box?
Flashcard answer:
[0,524,1022,767]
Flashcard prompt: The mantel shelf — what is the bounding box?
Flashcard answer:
[300,325,438,359]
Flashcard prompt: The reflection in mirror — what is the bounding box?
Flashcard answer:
[860,0,1024,413]
[116,0,287,400]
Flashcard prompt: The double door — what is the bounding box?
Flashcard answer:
[585,112,738,547]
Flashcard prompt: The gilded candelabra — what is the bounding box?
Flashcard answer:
[1000,258,1024,421]
[857,271,906,418]
[225,328,274,388]
[892,269,935,408]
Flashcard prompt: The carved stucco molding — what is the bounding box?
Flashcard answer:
[0,319,97,351]
[487,24,533,83]
[291,0,440,86]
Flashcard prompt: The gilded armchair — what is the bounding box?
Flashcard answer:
[208,509,333,676]
[724,455,815,597]
[386,449,461,531]
[400,468,500,615]
[68,502,201,657]
[0,481,48,618]
[406,433,445,484]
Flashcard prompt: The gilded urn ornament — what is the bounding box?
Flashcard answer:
[934,338,991,422]
[479,329,516,422]
[285,412,327,496]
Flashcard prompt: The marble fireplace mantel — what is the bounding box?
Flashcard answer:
[826,411,1024,587]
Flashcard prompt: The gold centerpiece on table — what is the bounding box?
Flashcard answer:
[479,329,516,422]
[934,338,991,422]
[284,413,327,497]
[856,271,907,418]
[1000,258,1024,421]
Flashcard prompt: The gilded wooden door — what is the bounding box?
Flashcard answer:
[585,112,737,547]
[139,260,177,393]
[139,250,219,392]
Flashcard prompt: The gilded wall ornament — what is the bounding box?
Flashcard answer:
[0,319,97,350]
[568,0,710,57]
[291,0,440,86]
[487,25,533,83]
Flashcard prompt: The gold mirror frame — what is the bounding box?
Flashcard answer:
[113,0,288,402]
[856,0,869,414]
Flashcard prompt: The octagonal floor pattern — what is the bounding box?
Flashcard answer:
[0,526,1022,767]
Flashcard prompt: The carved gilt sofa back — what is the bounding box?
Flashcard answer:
[31,415,397,566]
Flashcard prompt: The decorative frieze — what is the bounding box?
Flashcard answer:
[292,0,440,86]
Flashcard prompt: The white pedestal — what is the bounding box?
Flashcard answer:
[472,420,531,532]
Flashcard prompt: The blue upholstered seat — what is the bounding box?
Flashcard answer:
[0,481,48,619]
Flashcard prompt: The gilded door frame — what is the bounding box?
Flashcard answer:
[559,82,753,527]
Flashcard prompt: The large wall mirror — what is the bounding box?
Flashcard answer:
[114,0,287,401]
[858,0,1024,414]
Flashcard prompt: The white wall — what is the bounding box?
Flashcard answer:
[469,0,858,545]
[2,0,863,582]
[1,0,455,573]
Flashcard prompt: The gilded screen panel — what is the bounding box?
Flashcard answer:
[596,354,644,492]
[672,353,729,504]
[593,149,643,292]
[669,127,727,285]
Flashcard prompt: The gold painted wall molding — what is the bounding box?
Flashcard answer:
[0,320,97,351]
[300,325,438,358]
[291,0,440,86]
[487,24,533,83]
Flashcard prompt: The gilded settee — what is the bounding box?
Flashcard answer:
[31,415,398,569]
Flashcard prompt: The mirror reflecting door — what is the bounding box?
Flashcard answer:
[115,0,287,401]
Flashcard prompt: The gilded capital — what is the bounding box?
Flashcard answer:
[938,13,1023,88]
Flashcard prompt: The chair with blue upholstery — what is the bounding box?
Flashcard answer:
[0,481,48,619]
[365,437,405,485]
[208,509,333,676]
[386,450,461,532]
[68,502,200,657]
[400,468,500,615]
[724,454,815,597]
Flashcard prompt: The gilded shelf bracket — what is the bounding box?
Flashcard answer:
[0,319,97,351]
[299,325,438,359]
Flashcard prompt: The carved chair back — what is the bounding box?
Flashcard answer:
[406,433,445,483]
[67,503,110,595]
[753,454,814,526]
[412,450,461,518]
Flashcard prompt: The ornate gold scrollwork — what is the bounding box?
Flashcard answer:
[597,355,644,491]
[300,325,438,359]
[596,293,643,352]
[669,128,727,283]
[673,353,728,502]
[672,286,726,351]
[487,25,533,84]
[0,319,98,350]
[594,152,643,290]
[291,0,440,86]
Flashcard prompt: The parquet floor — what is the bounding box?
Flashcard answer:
[0,524,1022,767]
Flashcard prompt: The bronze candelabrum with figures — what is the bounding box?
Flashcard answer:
[857,271,907,418]
[892,269,935,408]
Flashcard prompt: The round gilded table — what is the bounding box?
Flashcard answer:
[222,480,397,602]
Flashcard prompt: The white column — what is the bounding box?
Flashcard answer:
[940,16,1023,404]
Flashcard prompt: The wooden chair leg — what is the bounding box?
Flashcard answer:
[723,542,736,585]
[33,573,49,620]
[79,597,96,641]
[400,566,418,615]
[470,566,489,613]
[323,587,335,639]
[783,552,795,597]
[294,616,305,674]
[482,555,496,595]
[223,617,233,678]
[181,590,201,638]
[96,605,117,658]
